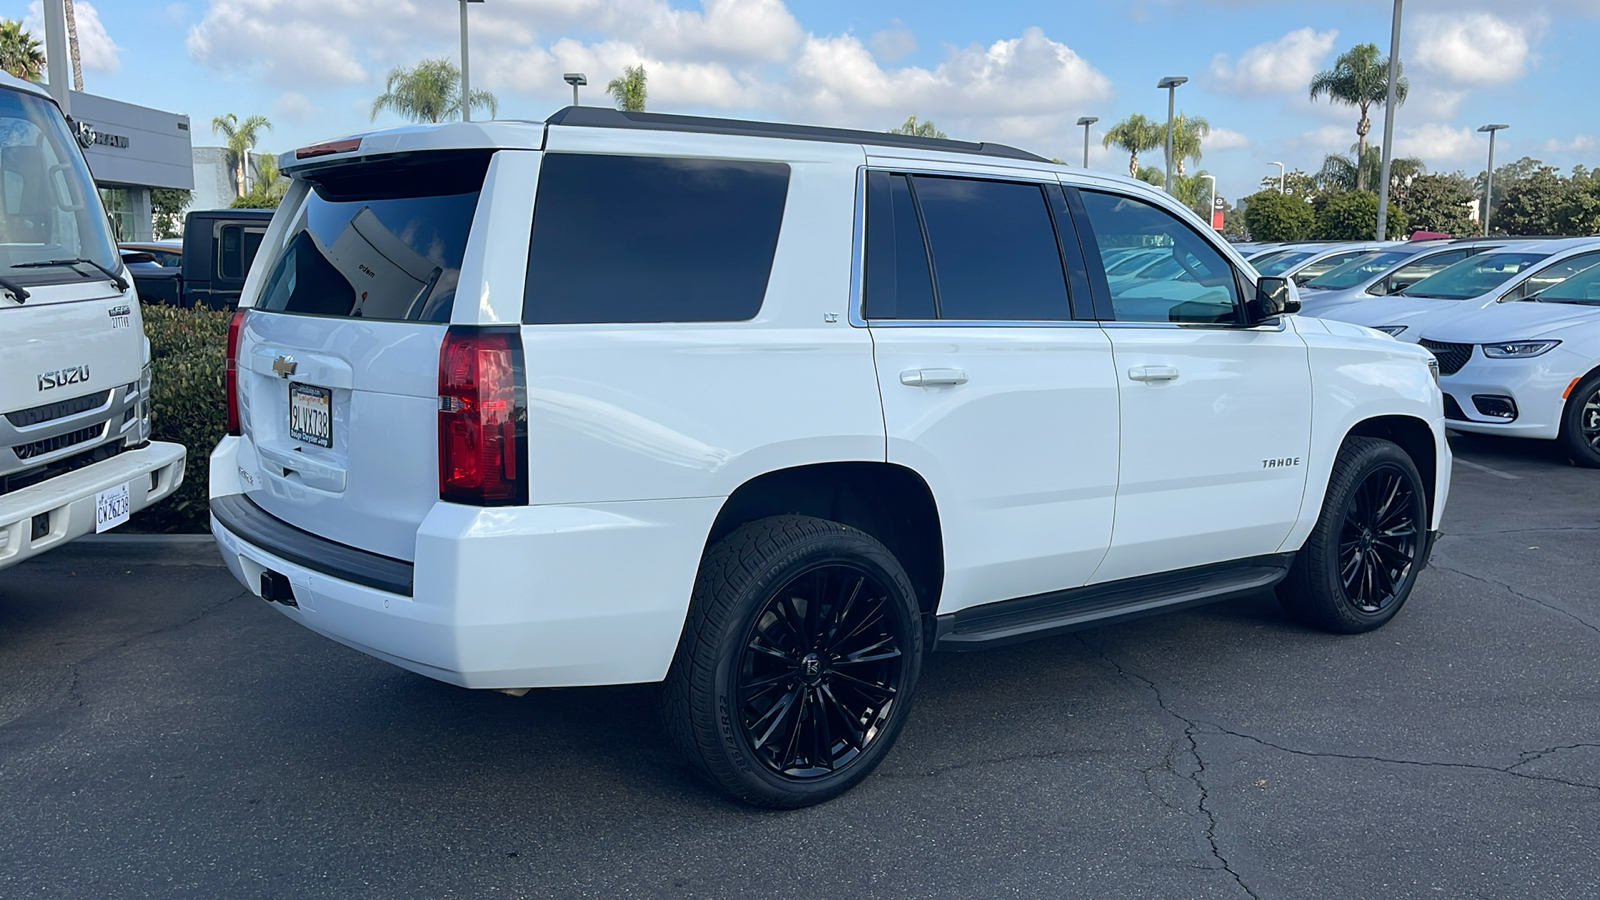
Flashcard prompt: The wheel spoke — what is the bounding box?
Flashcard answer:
[828,669,896,699]
[751,686,801,750]
[820,683,866,751]
[823,576,865,651]
[778,690,807,770]
[812,686,834,770]
[747,640,796,664]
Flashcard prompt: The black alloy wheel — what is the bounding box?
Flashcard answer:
[737,563,906,779]
[662,515,924,808]
[1336,463,1422,614]
[1278,436,1430,633]
[1559,373,1600,468]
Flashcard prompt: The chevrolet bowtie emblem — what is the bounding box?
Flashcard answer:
[272,356,297,378]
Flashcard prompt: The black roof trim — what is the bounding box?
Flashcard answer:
[543,107,1048,163]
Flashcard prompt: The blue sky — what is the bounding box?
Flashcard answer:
[19,0,1600,201]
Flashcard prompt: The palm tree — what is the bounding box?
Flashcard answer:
[0,19,45,81]
[1309,43,1408,192]
[64,0,82,90]
[607,65,648,112]
[890,115,946,139]
[212,113,272,199]
[1319,146,1425,195]
[1101,114,1164,179]
[371,58,497,124]
[1169,113,1210,177]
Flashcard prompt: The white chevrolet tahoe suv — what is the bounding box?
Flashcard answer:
[0,74,185,570]
[209,108,1451,808]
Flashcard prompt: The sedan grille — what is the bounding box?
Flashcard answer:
[11,423,107,460]
[4,390,112,428]
[1419,339,1473,376]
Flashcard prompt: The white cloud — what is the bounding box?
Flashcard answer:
[869,20,916,64]
[1395,123,1482,162]
[1414,12,1534,86]
[186,0,369,86]
[24,0,122,74]
[1544,135,1597,153]
[1208,28,1337,96]
[271,91,315,124]
[1207,128,1249,151]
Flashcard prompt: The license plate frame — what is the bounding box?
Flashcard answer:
[288,383,333,448]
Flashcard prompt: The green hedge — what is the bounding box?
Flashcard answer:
[132,304,231,533]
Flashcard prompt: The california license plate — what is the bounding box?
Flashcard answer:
[95,482,131,533]
[289,384,332,448]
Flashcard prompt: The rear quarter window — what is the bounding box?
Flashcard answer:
[523,154,790,324]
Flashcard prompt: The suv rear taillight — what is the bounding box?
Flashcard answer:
[438,327,527,506]
[226,309,246,435]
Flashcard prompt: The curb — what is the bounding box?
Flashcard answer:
[49,533,224,567]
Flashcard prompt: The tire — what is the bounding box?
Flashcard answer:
[661,515,924,808]
[1557,372,1600,468]
[1278,436,1430,634]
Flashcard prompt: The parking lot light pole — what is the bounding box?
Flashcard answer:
[459,0,484,122]
[1270,160,1285,194]
[1479,123,1509,236]
[1157,76,1188,193]
[1375,0,1403,241]
[564,73,587,107]
[1076,116,1098,168]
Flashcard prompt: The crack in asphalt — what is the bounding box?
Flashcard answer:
[1510,742,1600,772]
[1197,725,1600,794]
[1432,564,1600,637]
[1075,635,1260,900]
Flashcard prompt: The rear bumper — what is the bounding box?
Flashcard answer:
[0,441,186,571]
[209,447,721,690]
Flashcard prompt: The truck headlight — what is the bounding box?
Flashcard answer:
[1481,340,1559,359]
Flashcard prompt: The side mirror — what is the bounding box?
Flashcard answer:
[1245,275,1299,324]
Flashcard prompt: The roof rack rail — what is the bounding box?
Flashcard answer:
[544,107,1049,163]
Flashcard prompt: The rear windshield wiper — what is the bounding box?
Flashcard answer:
[11,258,130,293]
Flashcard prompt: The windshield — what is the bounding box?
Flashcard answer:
[0,87,118,286]
[1255,250,1314,275]
[1304,250,1412,290]
[1292,249,1368,283]
[1531,263,1600,305]
[1398,252,1547,300]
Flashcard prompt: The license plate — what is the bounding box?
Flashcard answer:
[95,482,131,533]
[289,384,332,448]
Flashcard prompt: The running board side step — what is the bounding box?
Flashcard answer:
[934,554,1295,651]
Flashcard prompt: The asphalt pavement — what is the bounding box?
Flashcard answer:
[1,433,1597,899]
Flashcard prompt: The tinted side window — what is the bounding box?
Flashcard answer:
[1079,190,1240,324]
[910,175,1071,321]
[1382,250,1467,294]
[863,171,936,320]
[218,225,265,281]
[524,155,789,324]
[1508,252,1600,300]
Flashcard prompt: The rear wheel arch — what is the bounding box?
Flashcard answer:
[702,463,945,623]
[1344,415,1438,522]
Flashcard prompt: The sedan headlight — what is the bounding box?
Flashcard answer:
[1374,324,1409,337]
[1481,340,1560,359]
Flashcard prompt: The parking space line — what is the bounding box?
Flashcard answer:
[1454,458,1521,481]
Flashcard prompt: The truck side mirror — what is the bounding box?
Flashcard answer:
[1244,275,1299,325]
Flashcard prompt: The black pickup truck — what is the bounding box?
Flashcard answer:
[127,208,273,308]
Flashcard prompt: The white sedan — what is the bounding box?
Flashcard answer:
[1312,238,1600,339]
[1416,263,1600,466]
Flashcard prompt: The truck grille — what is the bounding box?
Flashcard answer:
[1419,339,1473,376]
[4,390,112,428]
[12,423,108,460]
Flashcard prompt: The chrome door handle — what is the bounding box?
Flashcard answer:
[1128,365,1179,382]
[900,368,969,387]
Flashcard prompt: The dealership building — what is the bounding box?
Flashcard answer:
[68,90,195,242]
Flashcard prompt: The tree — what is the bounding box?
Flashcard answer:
[371,58,497,124]
[1102,114,1164,179]
[1309,43,1408,192]
[64,0,82,90]
[1314,190,1408,240]
[1557,178,1600,236]
[211,113,272,199]
[230,154,287,209]
[0,19,44,81]
[1171,171,1218,220]
[1167,113,1209,177]
[1135,165,1164,187]
[607,65,648,112]
[1397,173,1476,236]
[1243,191,1315,241]
[151,188,191,239]
[1259,168,1321,200]
[1318,146,1424,196]
[1494,163,1568,235]
[890,115,946,139]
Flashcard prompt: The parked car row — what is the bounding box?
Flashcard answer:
[1251,237,1600,466]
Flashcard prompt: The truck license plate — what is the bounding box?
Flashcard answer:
[289,384,332,448]
[95,482,131,533]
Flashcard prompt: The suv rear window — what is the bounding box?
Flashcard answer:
[523,154,789,324]
[254,151,490,323]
